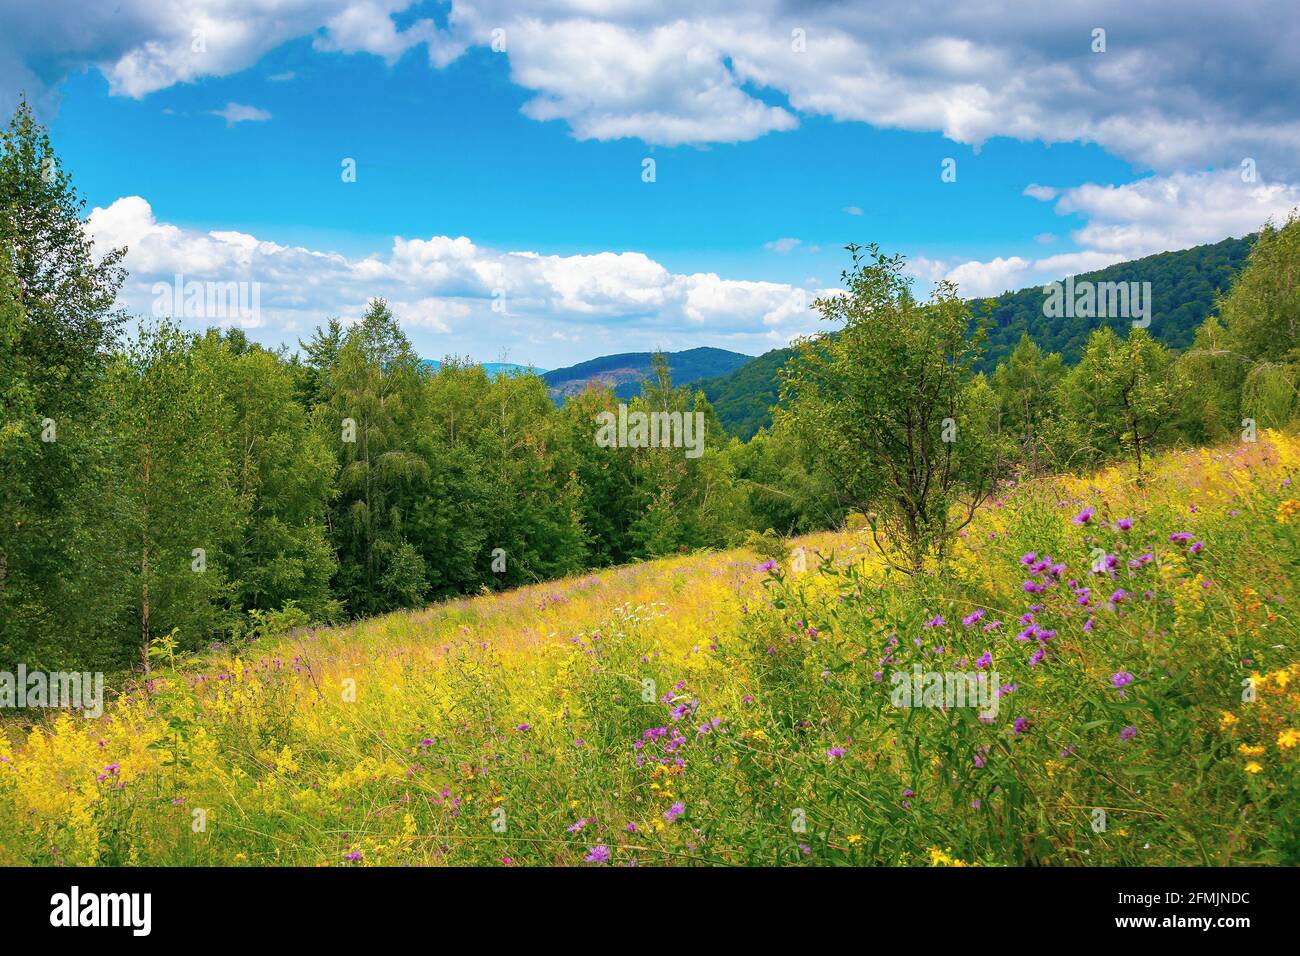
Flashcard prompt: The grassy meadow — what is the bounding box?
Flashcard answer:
[1,431,1297,867]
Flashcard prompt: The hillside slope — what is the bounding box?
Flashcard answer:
[2,432,1297,866]
[701,235,1254,439]
[419,359,546,378]
[542,347,751,403]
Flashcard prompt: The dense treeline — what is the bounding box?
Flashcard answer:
[0,97,774,670]
[2,101,1298,672]
[972,235,1253,366]
[701,235,1255,439]
[767,221,1299,556]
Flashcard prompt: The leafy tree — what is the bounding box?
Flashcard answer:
[627,355,742,556]
[990,333,1065,475]
[0,98,125,383]
[197,332,339,623]
[1179,212,1300,434]
[296,317,345,408]
[551,383,639,566]
[407,358,498,596]
[0,98,126,668]
[727,420,843,538]
[1215,212,1300,365]
[1053,326,1184,477]
[411,359,587,592]
[1173,315,1247,443]
[103,320,242,667]
[780,244,1004,570]
[476,368,587,585]
[315,301,429,615]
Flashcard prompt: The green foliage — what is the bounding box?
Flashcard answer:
[727,419,845,536]
[316,298,429,616]
[0,98,127,670]
[1051,326,1186,477]
[741,529,788,564]
[197,332,339,622]
[1176,212,1300,437]
[1242,363,1299,429]
[246,602,314,641]
[1172,315,1247,444]
[780,244,1006,570]
[1,97,1295,680]
[1214,213,1300,364]
[702,236,1254,439]
[625,355,746,556]
[990,333,1065,475]
[551,384,639,567]
[103,319,244,667]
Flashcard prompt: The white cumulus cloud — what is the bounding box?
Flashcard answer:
[85,195,830,362]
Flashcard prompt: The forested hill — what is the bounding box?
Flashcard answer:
[972,235,1252,365]
[700,234,1255,439]
[542,347,752,403]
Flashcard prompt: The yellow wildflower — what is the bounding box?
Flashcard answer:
[928,847,972,867]
[274,746,300,775]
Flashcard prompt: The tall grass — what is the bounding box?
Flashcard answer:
[1,434,1297,866]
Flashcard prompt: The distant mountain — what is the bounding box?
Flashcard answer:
[420,359,546,378]
[698,235,1255,440]
[541,347,752,403]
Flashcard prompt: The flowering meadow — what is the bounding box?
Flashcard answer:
[1,432,1297,867]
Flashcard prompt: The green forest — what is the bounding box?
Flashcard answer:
[4,99,1299,674]
[700,235,1256,439]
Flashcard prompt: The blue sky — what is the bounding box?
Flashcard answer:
[54,46,1126,274]
[8,1,1300,367]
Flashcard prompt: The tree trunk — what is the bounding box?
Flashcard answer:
[140,443,151,673]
